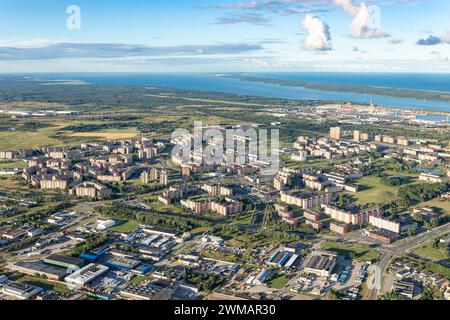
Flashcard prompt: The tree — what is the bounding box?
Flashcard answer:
[327,289,339,300]
[430,218,440,228]
[379,291,405,300]
[398,183,449,207]
[337,194,353,207]
[421,285,443,300]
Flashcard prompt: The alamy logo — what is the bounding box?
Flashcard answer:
[66,5,81,30]
[171,122,280,176]
[367,5,382,32]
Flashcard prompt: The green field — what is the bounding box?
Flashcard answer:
[12,275,71,294]
[144,196,187,215]
[411,240,449,261]
[0,176,31,192]
[321,242,381,262]
[353,176,402,205]
[130,275,153,285]
[201,250,241,263]
[267,274,289,289]
[0,160,28,169]
[423,260,450,278]
[109,220,140,233]
[418,198,450,214]
[231,212,254,225]
[0,127,63,150]
[0,117,141,151]
[403,255,450,278]
[384,170,419,178]
[191,226,213,235]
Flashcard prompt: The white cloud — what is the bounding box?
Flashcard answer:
[334,0,359,15]
[334,0,390,39]
[0,41,264,60]
[0,38,60,49]
[441,31,450,44]
[416,31,450,46]
[430,51,448,61]
[301,14,332,51]
[388,38,404,45]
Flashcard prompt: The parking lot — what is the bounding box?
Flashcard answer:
[332,260,368,291]
[289,257,369,299]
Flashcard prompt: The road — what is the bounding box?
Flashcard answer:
[367,222,450,300]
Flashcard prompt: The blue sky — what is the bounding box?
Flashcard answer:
[0,0,449,72]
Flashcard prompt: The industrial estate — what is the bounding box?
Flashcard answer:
[0,78,449,301]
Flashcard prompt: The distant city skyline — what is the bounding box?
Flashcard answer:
[0,0,449,72]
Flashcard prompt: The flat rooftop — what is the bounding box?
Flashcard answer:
[14,261,68,278]
[45,254,84,266]
[2,280,43,296]
[120,284,157,300]
[367,228,400,240]
[305,253,336,272]
[65,263,109,284]
[142,225,180,237]
[104,255,141,269]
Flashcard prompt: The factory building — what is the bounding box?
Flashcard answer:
[44,254,84,270]
[304,251,337,277]
[1,280,43,300]
[65,264,109,287]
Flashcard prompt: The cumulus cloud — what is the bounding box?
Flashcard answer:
[334,0,359,15]
[334,0,390,39]
[416,31,450,46]
[416,35,442,46]
[301,14,332,51]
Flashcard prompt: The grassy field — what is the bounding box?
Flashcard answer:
[0,101,73,111]
[418,198,450,214]
[0,106,238,151]
[0,127,63,150]
[0,176,31,191]
[109,220,139,233]
[353,176,401,205]
[321,242,381,262]
[411,240,449,261]
[0,117,141,150]
[424,261,450,278]
[384,170,419,178]
[231,213,253,225]
[144,196,187,215]
[267,274,289,289]
[130,275,153,285]
[0,160,28,169]
[201,250,241,263]
[11,275,71,294]
[191,226,213,235]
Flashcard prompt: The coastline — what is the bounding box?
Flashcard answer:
[221,73,450,104]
